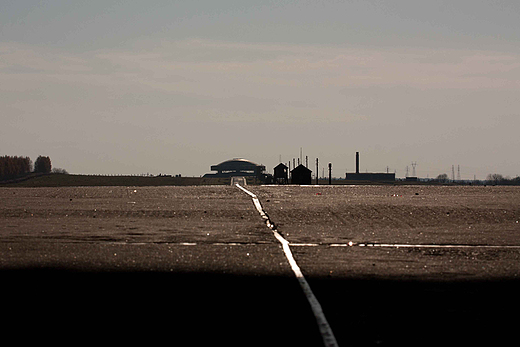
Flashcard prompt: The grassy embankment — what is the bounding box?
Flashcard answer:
[1,173,453,187]
[0,174,230,187]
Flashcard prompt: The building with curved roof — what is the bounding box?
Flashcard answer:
[204,158,266,178]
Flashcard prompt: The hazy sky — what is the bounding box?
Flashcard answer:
[2,1,519,179]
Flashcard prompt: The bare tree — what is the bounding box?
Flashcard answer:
[487,173,504,184]
[436,173,449,183]
[52,168,68,174]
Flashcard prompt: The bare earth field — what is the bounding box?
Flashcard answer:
[1,185,519,346]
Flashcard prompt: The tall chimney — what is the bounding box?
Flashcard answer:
[356,152,360,174]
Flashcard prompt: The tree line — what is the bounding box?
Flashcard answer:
[485,173,520,185]
[0,155,53,179]
[435,173,520,185]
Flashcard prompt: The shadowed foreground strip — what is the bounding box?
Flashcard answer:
[3,269,323,346]
[3,268,519,346]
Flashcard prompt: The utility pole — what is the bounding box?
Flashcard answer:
[328,163,332,185]
[316,158,319,185]
[452,165,455,182]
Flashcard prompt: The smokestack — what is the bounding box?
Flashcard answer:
[356,152,360,174]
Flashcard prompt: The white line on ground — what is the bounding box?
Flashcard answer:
[356,243,520,249]
[106,241,520,249]
[236,183,339,347]
[291,243,520,248]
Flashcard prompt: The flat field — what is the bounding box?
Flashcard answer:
[1,185,519,346]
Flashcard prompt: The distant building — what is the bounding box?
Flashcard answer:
[291,164,312,185]
[273,163,288,184]
[345,152,395,182]
[204,158,266,178]
[347,172,396,181]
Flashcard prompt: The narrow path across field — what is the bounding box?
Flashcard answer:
[236,183,339,347]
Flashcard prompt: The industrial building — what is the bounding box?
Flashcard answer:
[346,152,395,182]
[273,163,288,184]
[291,164,312,185]
[204,158,266,178]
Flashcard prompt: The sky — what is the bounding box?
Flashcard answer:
[1,0,520,179]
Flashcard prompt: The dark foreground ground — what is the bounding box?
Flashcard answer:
[1,185,519,346]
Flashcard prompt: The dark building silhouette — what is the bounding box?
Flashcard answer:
[347,172,396,181]
[346,152,395,182]
[291,164,312,185]
[273,163,288,184]
[204,158,266,178]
